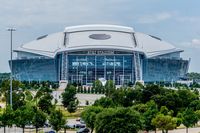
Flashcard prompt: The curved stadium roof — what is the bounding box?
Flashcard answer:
[15,24,183,58]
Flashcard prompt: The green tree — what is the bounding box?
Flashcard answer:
[0,73,10,81]
[81,106,103,133]
[95,107,143,133]
[187,72,200,81]
[131,87,143,103]
[93,97,116,108]
[84,87,87,93]
[14,105,34,133]
[49,110,66,133]
[195,110,200,120]
[102,86,105,94]
[188,100,200,111]
[141,84,164,103]
[132,103,148,114]
[1,80,25,109]
[34,89,43,100]
[176,112,183,127]
[91,87,94,94]
[122,88,136,107]
[77,86,81,93]
[160,106,170,115]
[11,91,26,110]
[34,86,53,109]
[85,100,89,105]
[80,86,83,93]
[34,87,52,99]
[134,82,144,90]
[62,85,77,108]
[152,113,177,133]
[0,106,15,133]
[32,107,47,133]
[109,88,135,107]
[38,93,53,114]
[0,80,22,94]
[67,100,78,113]
[152,90,182,116]
[182,108,199,133]
[24,90,33,101]
[87,87,91,93]
[143,101,159,132]
[93,80,103,94]
[177,89,198,109]
[105,80,115,97]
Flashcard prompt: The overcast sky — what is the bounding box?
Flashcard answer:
[0,0,200,72]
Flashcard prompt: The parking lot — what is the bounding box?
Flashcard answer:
[52,91,105,106]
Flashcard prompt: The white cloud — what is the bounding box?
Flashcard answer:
[179,39,200,49]
[176,16,200,23]
[0,0,130,29]
[192,39,200,45]
[137,12,173,24]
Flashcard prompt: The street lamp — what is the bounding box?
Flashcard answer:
[7,28,16,107]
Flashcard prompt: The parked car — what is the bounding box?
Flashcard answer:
[75,123,86,128]
[25,125,34,129]
[65,124,75,129]
[65,123,85,129]
[45,131,55,133]
[44,122,51,128]
[76,118,81,121]
[77,128,90,133]
[80,119,85,124]
[77,118,85,124]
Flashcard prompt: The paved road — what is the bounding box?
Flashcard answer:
[1,126,200,133]
[0,127,22,133]
[0,127,76,133]
[149,127,200,133]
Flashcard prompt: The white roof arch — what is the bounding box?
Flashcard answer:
[15,24,183,58]
[134,32,183,57]
[64,24,134,33]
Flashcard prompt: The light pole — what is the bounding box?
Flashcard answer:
[7,28,16,107]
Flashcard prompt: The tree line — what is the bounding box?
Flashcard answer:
[81,81,200,133]
[0,80,68,133]
[1,79,200,133]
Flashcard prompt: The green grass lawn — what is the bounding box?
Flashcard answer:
[56,105,84,119]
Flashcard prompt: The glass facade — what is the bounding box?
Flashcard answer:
[11,59,58,81]
[67,53,134,85]
[143,58,189,82]
[11,50,189,85]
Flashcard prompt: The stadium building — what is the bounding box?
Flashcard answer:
[11,24,190,85]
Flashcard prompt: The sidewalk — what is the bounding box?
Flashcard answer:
[149,127,200,133]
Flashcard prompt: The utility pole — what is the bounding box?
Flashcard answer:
[7,28,16,108]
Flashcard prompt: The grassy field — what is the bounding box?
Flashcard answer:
[56,105,84,119]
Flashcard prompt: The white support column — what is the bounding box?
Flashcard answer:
[66,54,68,81]
[58,55,61,80]
[86,56,88,85]
[61,52,67,80]
[104,56,106,79]
[132,54,135,82]
[122,56,125,86]
[140,58,143,81]
[134,52,142,82]
[114,56,116,84]
[76,56,78,83]
[95,56,97,80]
